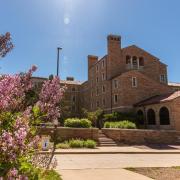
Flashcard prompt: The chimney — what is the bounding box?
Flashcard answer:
[66,77,74,81]
[107,34,121,55]
[88,55,98,69]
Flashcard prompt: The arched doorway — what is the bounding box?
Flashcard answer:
[159,107,170,125]
[137,110,144,125]
[147,109,156,125]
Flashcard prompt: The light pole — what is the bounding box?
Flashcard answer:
[57,47,62,76]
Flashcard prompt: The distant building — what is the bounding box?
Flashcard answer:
[32,35,180,130]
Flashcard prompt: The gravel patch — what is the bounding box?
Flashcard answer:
[126,167,180,180]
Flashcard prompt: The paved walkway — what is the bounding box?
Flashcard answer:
[41,145,180,154]
[56,153,180,180]
[60,169,153,180]
[55,154,180,169]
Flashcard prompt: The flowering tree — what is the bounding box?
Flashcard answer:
[0,66,64,179]
[0,32,14,58]
[36,76,64,123]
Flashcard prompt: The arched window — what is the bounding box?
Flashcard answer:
[139,57,144,66]
[126,55,131,64]
[159,107,170,125]
[132,56,137,66]
[137,110,144,125]
[147,109,156,125]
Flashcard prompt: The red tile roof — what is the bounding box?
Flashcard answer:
[135,91,180,107]
[168,82,180,87]
[60,80,82,85]
[31,77,82,85]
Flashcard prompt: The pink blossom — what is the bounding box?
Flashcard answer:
[0,66,37,111]
[36,76,64,122]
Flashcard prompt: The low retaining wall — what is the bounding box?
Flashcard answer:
[102,128,180,144]
[37,127,99,141]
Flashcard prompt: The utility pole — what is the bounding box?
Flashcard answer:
[57,47,62,76]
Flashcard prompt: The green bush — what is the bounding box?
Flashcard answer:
[56,142,70,149]
[64,118,92,128]
[104,120,136,129]
[103,112,136,122]
[39,169,62,180]
[68,139,84,148]
[55,139,97,149]
[84,139,97,149]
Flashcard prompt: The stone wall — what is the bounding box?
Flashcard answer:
[113,70,172,108]
[37,127,99,141]
[102,128,180,144]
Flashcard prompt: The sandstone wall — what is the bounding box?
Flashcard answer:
[37,127,99,141]
[102,128,180,144]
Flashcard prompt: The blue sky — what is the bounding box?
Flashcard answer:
[0,0,180,82]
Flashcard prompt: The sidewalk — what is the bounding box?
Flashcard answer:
[59,168,153,180]
[41,145,180,154]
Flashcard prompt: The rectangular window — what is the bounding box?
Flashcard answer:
[160,74,166,83]
[102,60,105,68]
[72,96,76,102]
[114,79,118,88]
[132,77,137,87]
[102,85,106,93]
[96,65,99,72]
[96,77,99,83]
[102,73,105,81]
[114,94,118,104]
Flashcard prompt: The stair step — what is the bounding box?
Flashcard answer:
[98,138,115,141]
[99,142,117,145]
[99,144,117,147]
[98,131,118,147]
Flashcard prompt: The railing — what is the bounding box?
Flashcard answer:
[126,64,144,70]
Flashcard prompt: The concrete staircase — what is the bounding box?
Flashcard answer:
[98,131,118,147]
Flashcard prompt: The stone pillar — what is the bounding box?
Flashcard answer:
[130,57,133,69]
[137,57,140,70]
[155,107,160,129]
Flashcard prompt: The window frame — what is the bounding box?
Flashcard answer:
[160,74,166,83]
[102,73,105,81]
[96,77,99,83]
[114,94,118,104]
[96,65,99,72]
[132,77,137,88]
[113,79,118,89]
[102,85,106,93]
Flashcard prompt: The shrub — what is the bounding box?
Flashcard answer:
[56,143,70,149]
[56,139,97,149]
[84,139,97,149]
[103,112,136,122]
[39,169,62,180]
[104,120,136,129]
[64,118,92,128]
[68,139,84,148]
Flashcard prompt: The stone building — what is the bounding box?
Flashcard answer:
[32,34,180,130]
[31,76,81,117]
